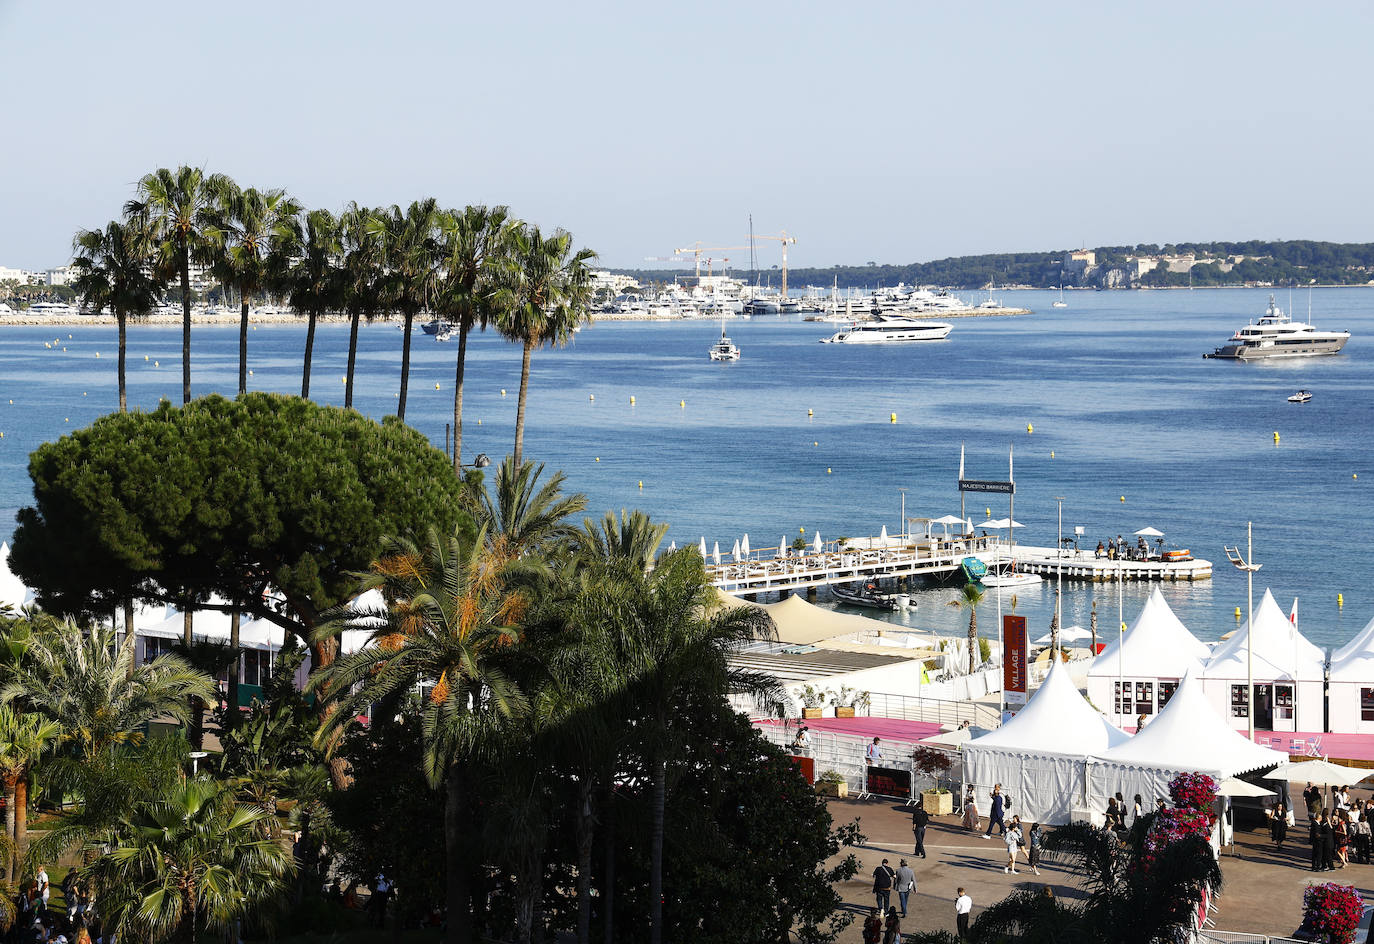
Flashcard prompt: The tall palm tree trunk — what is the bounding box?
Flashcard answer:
[238,296,250,395]
[15,774,28,879]
[446,764,473,944]
[650,755,666,944]
[575,778,596,944]
[513,338,534,466]
[228,609,240,713]
[123,599,136,681]
[967,610,977,673]
[3,776,15,882]
[397,311,415,420]
[601,779,617,944]
[183,609,193,646]
[180,252,192,404]
[345,310,361,409]
[515,847,543,944]
[117,309,127,412]
[301,311,318,399]
[451,319,471,472]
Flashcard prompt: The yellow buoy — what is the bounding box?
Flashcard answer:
[1120,495,1125,502]
[341,376,346,383]
[807,409,813,416]
[890,413,897,423]
[145,355,149,361]
[95,352,100,358]
[680,400,685,408]
[986,508,991,518]
[1,432,4,438]
[813,441,818,447]
[82,392,87,397]
[595,457,600,462]
[1273,431,1280,443]
[501,389,506,396]
[477,419,481,425]
[1027,423,1033,434]
[67,334,71,339]
[64,418,68,423]
[1339,593,1345,607]
[630,396,635,405]
[1234,606,1242,619]
[435,382,440,389]
[1050,450,1055,458]
[589,394,594,401]
[1355,473,1359,479]
[249,370,254,376]
[154,360,159,366]
[61,347,66,352]
[827,468,832,474]
[638,480,643,489]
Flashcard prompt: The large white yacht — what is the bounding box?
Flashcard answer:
[819,313,953,344]
[1204,295,1351,360]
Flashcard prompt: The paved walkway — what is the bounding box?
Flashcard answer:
[822,795,1374,942]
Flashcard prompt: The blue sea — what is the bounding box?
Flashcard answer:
[1,287,1370,651]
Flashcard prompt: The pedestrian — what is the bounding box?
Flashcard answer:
[984,784,1006,838]
[1310,813,1324,871]
[791,726,812,756]
[1270,803,1288,851]
[1335,812,1350,868]
[872,858,896,913]
[882,906,902,944]
[895,859,916,917]
[862,908,883,944]
[1105,796,1123,831]
[912,797,931,858]
[955,887,972,941]
[1354,810,1372,864]
[961,786,981,832]
[1304,783,1322,820]
[61,871,78,926]
[36,866,49,913]
[1027,822,1043,875]
[370,871,393,927]
[1004,817,1023,873]
[866,737,883,767]
[1132,793,1143,825]
[1320,813,1336,871]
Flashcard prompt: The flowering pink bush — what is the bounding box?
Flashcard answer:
[1302,883,1363,944]
[1169,772,1218,814]
[1139,773,1219,867]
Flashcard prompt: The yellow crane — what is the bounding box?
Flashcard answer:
[752,231,798,298]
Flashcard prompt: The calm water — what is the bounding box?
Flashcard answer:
[1,287,1370,650]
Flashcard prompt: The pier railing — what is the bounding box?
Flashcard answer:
[864,686,1003,728]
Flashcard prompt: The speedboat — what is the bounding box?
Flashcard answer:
[832,582,905,611]
[1287,389,1312,403]
[708,330,740,361]
[421,319,455,336]
[1204,295,1350,359]
[980,569,1042,588]
[819,313,953,344]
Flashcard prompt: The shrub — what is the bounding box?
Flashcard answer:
[1302,883,1363,944]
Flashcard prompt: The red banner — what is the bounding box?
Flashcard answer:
[1003,615,1027,705]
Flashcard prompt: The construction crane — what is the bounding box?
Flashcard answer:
[752,231,798,298]
[673,243,754,279]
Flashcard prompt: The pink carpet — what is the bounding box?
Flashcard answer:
[756,716,943,743]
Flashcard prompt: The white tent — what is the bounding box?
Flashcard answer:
[1088,672,1287,814]
[1327,613,1374,733]
[0,543,30,610]
[1086,588,1211,726]
[1201,589,1325,732]
[963,660,1129,824]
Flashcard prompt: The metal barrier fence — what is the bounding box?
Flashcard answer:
[864,689,1003,729]
[1197,933,1306,944]
[752,722,960,800]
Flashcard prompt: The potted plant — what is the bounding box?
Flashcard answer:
[833,685,857,718]
[912,746,954,815]
[799,684,829,719]
[815,769,848,798]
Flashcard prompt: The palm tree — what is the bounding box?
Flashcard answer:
[573,509,668,574]
[70,217,163,411]
[80,777,291,943]
[1,621,216,760]
[338,203,384,410]
[477,456,588,562]
[0,706,58,882]
[496,225,597,466]
[435,205,515,471]
[947,582,986,674]
[286,208,342,399]
[369,199,442,421]
[127,166,232,403]
[212,183,303,395]
[315,525,531,944]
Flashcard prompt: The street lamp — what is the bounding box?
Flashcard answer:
[1224,522,1262,742]
[189,750,208,776]
[461,453,491,471]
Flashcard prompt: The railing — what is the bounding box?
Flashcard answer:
[752,721,963,801]
[1197,933,1306,944]
[863,689,1002,728]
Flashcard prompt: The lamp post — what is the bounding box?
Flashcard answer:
[460,452,491,472]
[1054,496,1065,655]
[1225,522,1262,742]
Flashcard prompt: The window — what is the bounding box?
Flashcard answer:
[1231,684,1249,718]
[142,636,177,665]
[1135,681,1154,716]
[1361,688,1374,722]
[1157,681,1178,709]
[242,649,272,688]
[1114,681,1129,716]
[1276,684,1295,721]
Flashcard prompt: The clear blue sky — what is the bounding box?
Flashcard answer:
[2,0,1371,272]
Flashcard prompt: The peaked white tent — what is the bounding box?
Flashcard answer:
[1088,672,1287,814]
[1201,589,1325,732]
[1086,588,1211,727]
[0,543,30,610]
[1327,613,1374,733]
[964,661,1130,824]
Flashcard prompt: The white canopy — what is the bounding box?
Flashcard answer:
[1134,527,1165,538]
[1330,613,1374,682]
[0,543,30,610]
[1093,672,1285,776]
[1088,588,1211,680]
[1034,624,1095,646]
[1201,589,1325,682]
[968,660,1129,756]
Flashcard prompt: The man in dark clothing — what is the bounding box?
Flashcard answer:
[983,784,1006,838]
[872,859,896,913]
[1320,814,1336,871]
[1310,815,1324,871]
[912,801,931,858]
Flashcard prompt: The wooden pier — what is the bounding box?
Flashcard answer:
[705,536,1211,595]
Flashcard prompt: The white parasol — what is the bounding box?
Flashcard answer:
[879,525,889,543]
[741,533,750,556]
[712,542,721,566]
[1134,527,1165,537]
[1217,777,1276,798]
[813,532,822,553]
[779,535,789,559]
[1264,759,1372,787]
[699,537,708,558]
[732,539,741,562]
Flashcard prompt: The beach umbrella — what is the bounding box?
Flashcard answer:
[1134,526,1165,537]
[699,536,707,558]
[712,542,721,566]
[933,514,967,526]
[1217,777,1276,798]
[741,533,750,556]
[667,541,676,553]
[779,535,789,559]
[812,532,822,553]
[732,539,741,562]
[1264,759,1372,787]
[879,525,889,543]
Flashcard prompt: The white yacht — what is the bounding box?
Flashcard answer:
[819,313,952,344]
[1204,295,1350,360]
[27,301,78,317]
[708,327,740,361]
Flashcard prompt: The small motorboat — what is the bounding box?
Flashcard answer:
[981,569,1042,588]
[960,557,988,582]
[1287,389,1312,403]
[832,582,907,611]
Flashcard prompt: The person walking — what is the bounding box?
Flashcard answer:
[1335,812,1350,868]
[1132,793,1143,825]
[1003,817,1023,874]
[895,859,916,917]
[984,784,1006,838]
[961,786,981,832]
[370,871,393,927]
[862,908,883,944]
[872,858,896,913]
[912,798,931,858]
[1310,813,1324,871]
[1320,813,1336,872]
[866,737,884,767]
[955,887,972,941]
[882,906,902,944]
[1270,803,1288,851]
[1027,822,1043,875]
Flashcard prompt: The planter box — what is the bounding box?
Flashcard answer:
[922,790,953,815]
[835,706,856,718]
[816,780,848,798]
[802,707,824,719]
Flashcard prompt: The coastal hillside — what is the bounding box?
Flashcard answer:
[616,239,1374,291]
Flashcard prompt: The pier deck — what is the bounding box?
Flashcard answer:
[705,536,1210,594]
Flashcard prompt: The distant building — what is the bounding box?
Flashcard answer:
[591,270,640,294]
[0,266,42,285]
[1126,256,1158,279]
[1063,249,1096,280]
[46,265,78,286]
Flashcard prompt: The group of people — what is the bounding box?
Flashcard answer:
[1094,535,1162,561]
[9,866,103,944]
[1284,783,1374,871]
